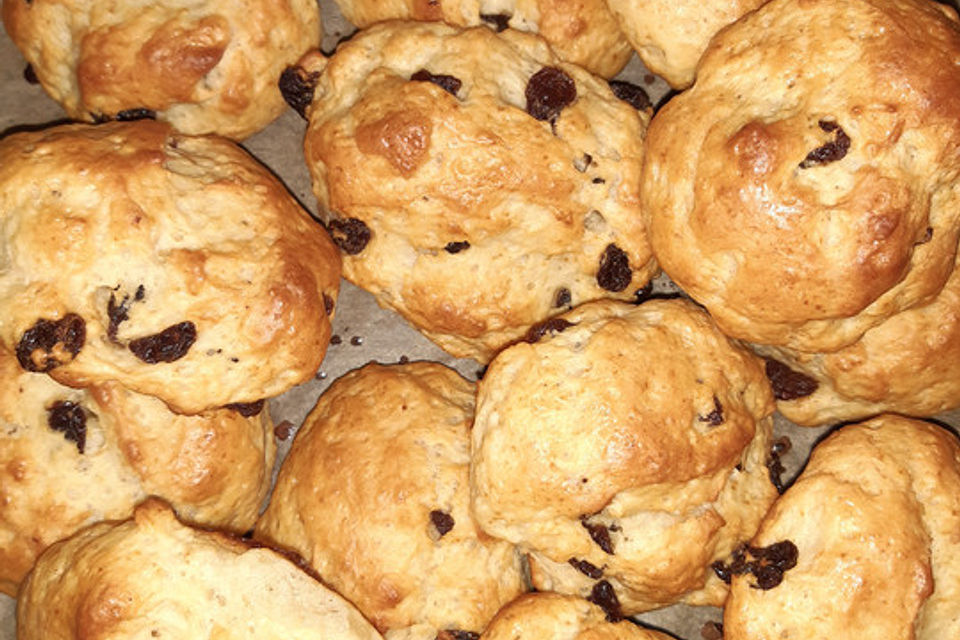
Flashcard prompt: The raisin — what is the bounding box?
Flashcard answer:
[568,557,603,579]
[225,399,264,417]
[525,67,576,123]
[278,66,321,119]
[115,108,156,121]
[525,318,574,343]
[128,321,196,363]
[554,287,572,308]
[47,400,87,454]
[768,436,793,493]
[107,285,145,342]
[581,516,615,554]
[698,396,724,426]
[23,64,38,84]
[328,218,371,255]
[350,335,363,346]
[330,335,342,345]
[430,509,455,537]
[711,540,798,590]
[608,80,651,112]
[799,120,851,168]
[596,244,632,292]
[764,359,818,400]
[588,580,622,622]
[16,314,86,372]
[323,293,335,316]
[411,69,462,97]
[479,13,510,32]
[273,420,294,441]
[436,631,479,640]
[444,241,470,254]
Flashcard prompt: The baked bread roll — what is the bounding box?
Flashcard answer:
[642,0,960,353]
[327,0,632,78]
[16,499,385,640]
[723,414,960,639]
[604,0,766,89]
[2,0,321,139]
[256,362,525,640]
[0,120,341,414]
[480,592,674,640]
[470,298,778,614]
[288,20,656,362]
[0,347,274,597]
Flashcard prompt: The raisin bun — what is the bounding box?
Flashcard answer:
[2,0,320,139]
[327,0,632,78]
[470,298,778,614]
[256,362,525,640]
[480,592,675,640]
[0,120,341,415]
[604,0,766,89]
[287,20,656,362]
[755,241,960,425]
[0,347,274,597]
[642,0,960,354]
[16,499,385,640]
[723,415,960,640]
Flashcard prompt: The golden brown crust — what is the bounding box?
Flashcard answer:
[256,362,525,637]
[642,0,960,353]
[2,0,320,139]
[16,500,385,640]
[0,348,274,597]
[480,592,675,640]
[329,0,632,78]
[0,120,341,414]
[605,0,766,89]
[470,299,777,613]
[724,415,960,640]
[300,21,656,362]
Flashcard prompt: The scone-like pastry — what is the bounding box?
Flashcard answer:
[642,0,960,353]
[480,592,674,640]
[16,499,385,640]
[256,362,525,640]
[0,120,341,414]
[328,0,632,78]
[2,0,320,139]
[604,0,766,88]
[0,347,275,597]
[756,245,960,425]
[471,299,778,615]
[291,21,656,362]
[723,415,960,640]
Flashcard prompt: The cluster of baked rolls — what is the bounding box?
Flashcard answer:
[2,0,960,638]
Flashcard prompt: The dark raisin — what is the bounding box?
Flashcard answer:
[711,540,797,590]
[323,293,335,316]
[128,321,196,363]
[596,244,632,292]
[16,314,86,372]
[444,241,470,254]
[568,558,603,579]
[479,13,511,32]
[633,281,654,304]
[592,177,605,184]
[47,400,87,454]
[23,64,39,84]
[273,420,294,441]
[799,119,851,168]
[430,509,455,537]
[330,335,342,345]
[225,399,264,417]
[328,218,371,255]
[764,359,818,401]
[766,453,786,493]
[554,287,572,308]
[581,516,615,554]
[525,67,576,123]
[115,108,156,121]
[698,396,724,426]
[411,69,462,97]
[278,66,321,119]
[525,318,574,343]
[350,336,363,346]
[436,631,479,640]
[107,286,146,342]
[399,355,410,364]
[587,580,623,622]
[608,80,652,112]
